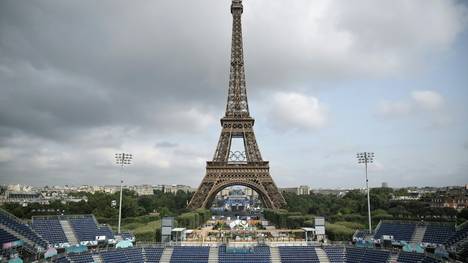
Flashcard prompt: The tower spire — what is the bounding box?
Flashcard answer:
[226,0,249,118]
[187,0,286,211]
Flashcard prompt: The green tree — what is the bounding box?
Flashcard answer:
[459,208,468,220]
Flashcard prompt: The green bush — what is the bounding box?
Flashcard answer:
[122,215,160,224]
[343,213,365,222]
[372,209,393,220]
[326,222,355,241]
[264,209,289,228]
[177,209,211,229]
[264,209,313,229]
[303,220,315,227]
[135,231,156,242]
[334,221,364,229]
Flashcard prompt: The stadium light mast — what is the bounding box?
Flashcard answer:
[115,152,132,234]
[357,152,374,234]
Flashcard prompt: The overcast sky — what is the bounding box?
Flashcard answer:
[1,0,467,189]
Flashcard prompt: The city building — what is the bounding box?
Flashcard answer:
[161,184,196,194]
[280,185,311,195]
[130,185,154,196]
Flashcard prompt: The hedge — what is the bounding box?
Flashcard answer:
[264,209,313,229]
[176,209,211,229]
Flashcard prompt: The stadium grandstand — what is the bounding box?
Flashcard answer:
[48,245,446,263]
[0,208,49,261]
[2,208,468,262]
[368,220,456,245]
[30,214,116,247]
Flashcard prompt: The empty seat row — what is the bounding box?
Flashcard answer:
[69,217,99,242]
[219,245,270,263]
[31,215,115,244]
[445,224,468,247]
[374,222,416,242]
[422,224,455,245]
[143,247,164,262]
[100,249,129,263]
[279,246,320,263]
[97,225,115,239]
[398,251,425,263]
[124,247,145,263]
[0,209,49,249]
[49,245,448,263]
[100,247,144,263]
[68,252,94,263]
[32,218,68,245]
[323,246,346,263]
[0,229,18,244]
[345,247,389,263]
[170,246,209,263]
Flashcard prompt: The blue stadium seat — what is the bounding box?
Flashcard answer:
[346,247,389,263]
[100,249,127,263]
[68,252,94,263]
[32,218,68,245]
[68,215,115,242]
[323,246,346,263]
[422,224,455,245]
[0,209,49,249]
[97,225,115,239]
[345,247,364,263]
[219,245,270,263]
[278,246,320,263]
[361,248,389,263]
[398,251,425,263]
[124,247,145,263]
[69,216,99,242]
[143,247,164,263]
[374,222,416,242]
[100,247,144,263]
[0,229,19,244]
[170,246,210,263]
[445,224,468,247]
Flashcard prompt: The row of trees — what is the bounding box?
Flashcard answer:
[137,190,193,216]
[284,188,464,224]
[263,209,314,229]
[2,189,193,222]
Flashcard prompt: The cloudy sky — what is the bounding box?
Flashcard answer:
[1,0,467,189]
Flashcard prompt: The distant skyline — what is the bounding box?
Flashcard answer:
[1,0,467,188]
[4,182,465,190]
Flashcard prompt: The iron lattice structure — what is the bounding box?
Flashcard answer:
[188,0,286,210]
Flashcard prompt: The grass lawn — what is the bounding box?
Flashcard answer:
[122,219,161,234]
[103,215,161,241]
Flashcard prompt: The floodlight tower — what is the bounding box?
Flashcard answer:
[115,152,132,234]
[357,152,374,234]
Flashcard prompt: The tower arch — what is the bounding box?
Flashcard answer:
[202,181,274,210]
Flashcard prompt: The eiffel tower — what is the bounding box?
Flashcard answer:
[188,0,286,210]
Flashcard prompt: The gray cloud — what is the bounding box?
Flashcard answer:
[155,141,178,148]
[0,0,467,187]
